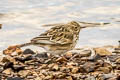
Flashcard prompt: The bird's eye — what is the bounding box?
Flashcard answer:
[74,27,78,30]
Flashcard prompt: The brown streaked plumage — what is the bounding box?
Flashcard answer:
[19,21,81,55]
[18,21,109,55]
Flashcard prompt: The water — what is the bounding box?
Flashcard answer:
[0,0,120,51]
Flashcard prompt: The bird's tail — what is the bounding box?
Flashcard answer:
[18,42,32,48]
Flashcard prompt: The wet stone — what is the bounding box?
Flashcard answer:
[34,52,48,58]
[23,49,35,55]
[3,62,13,69]
[7,77,23,80]
[13,65,25,71]
[88,54,101,61]
[15,55,33,62]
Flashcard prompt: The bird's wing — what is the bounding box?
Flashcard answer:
[31,25,73,45]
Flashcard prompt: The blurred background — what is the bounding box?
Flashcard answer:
[0,0,120,51]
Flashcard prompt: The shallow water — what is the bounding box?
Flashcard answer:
[0,0,120,51]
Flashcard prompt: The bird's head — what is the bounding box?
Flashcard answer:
[67,21,82,34]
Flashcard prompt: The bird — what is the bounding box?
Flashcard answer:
[19,21,82,55]
[4,21,109,55]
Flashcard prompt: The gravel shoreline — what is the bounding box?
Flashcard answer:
[0,42,120,80]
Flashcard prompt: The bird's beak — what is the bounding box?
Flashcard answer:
[78,21,110,29]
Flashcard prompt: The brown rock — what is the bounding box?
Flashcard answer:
[82,62,96,73]
[18,70,30,77]
[115,58,120,64]
[3,45,20,55]
[65,52,73,58]
[67,76,73,80]
[44,75,53,79]
[80,50,91,57]
[97,67,111,74]
[52,64,59,71]
[13,64,25,71]
[67,62,78,66]
[40,64,48,69]
[27,76,36,79]
[3,62,13,69]
[56,57,67,62]
[16,48,22,54]
[2,68,13,75]
[48,63,59,71]
[71,67,79,73]
[48,63,54,69]
[23,49,35,55]
[60,66,70,72]
[53,72,66,79]
[94,48,112,56]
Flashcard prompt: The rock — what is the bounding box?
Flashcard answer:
[23,49,35,55]
[65,52,73,58]
[60,66,70,72]
[7,77,23,80]
[53,72,66,79]
[15,48,22,55]
[2,68,13,75]
[39,64,48,69]
[80,50,91,57]
[1,44,120,79]
[98,74,116,80]
[94,48,112,56]
[34,52,48,58]
[86,76,96,80]
[52,64,59,71]
[18,70,30,77]
[115,57,120,64]
[67,76,73,80]
[48,63,54,69]
[44,75,53,79]
[2,56,16,64]
[56,57,67,62]
[97,67,111,74]
[108,77,118,80]
[107,55,118,62]
[3,45,21,55]
[88,54,101,61]
[27,76,36,79]
[15,55,32,62]
[71,67,79,73]
[82,62,96,73]
[44,59,52,64]
[3,62,13,69]
[67,62,78,66]
[13,65,25,71]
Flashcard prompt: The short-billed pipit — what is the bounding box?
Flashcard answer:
[14,21,109,55]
